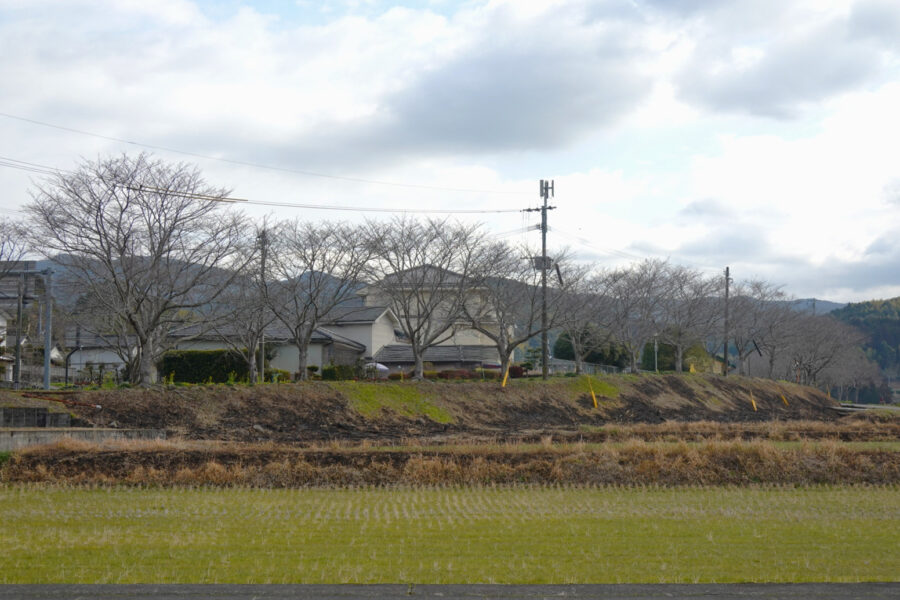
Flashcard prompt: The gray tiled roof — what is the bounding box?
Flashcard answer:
[323,305,392,324]
[374,344,499,365]
[63,324,365,351]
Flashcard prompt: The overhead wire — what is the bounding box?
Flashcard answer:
[549,225,721,275]
[0,111,529,196]
[0,155,525,214]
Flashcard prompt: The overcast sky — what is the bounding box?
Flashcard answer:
[2,0,900,302]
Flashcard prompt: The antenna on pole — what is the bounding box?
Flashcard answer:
[523,180,557,380]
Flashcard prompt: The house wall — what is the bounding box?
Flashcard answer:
[176,340,228,351]
[328,323,373,354]
[371,315,397,356]
[69,349,126,372]
[268,343,325,375]
[327,318,397,358]
[361,287,498,349]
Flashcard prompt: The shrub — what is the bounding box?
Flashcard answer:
[387,373,403,381]
[321,364,358,381]
[423,371,439,379]
[437,369,472,380]
[508,365,525,378]
[158,350,250,384]
[265,368,291,383]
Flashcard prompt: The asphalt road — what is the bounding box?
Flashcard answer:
[0,584,897,599]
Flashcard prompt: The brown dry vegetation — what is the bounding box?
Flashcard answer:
[4,437,898,487]
[2,374,845,444]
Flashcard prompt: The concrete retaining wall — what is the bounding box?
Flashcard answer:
[0,407,71,428]
[0,428,166,451]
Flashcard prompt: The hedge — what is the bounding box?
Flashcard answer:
[159,350,250,384]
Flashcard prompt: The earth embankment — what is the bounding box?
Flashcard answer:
[37,373,842,443]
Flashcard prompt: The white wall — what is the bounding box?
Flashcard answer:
[269,343,325,375]
[69,349,126,372]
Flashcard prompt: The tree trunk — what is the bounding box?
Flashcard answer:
[138,338,157,386]
[574,351,584,375]
[296,344,309,381]
[675,344,684,373]
[413,351,425,380]
[500,352,511,382]
[248,350,257,384]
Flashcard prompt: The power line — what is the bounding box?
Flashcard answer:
[0,111,529,196]
[0,155,524,214]
[550,225,722,276]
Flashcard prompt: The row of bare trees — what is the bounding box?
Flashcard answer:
[558,258,874,393]
[10,154,881,393]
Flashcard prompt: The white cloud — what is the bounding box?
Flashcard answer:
[2,0,900,302]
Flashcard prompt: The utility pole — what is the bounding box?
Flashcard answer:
[258,228,268,384]
[723,266,731,377]
[42,270,52,390]
[524,180,556,380]
[13,274,23,390]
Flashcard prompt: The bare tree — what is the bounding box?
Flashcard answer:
[608,259,671,372]
[208,268,274,384]
[556,268,619,374]
[25,153,249,385]
[753,298,802,379]
[786,314,865,386]
[819,346,881,401]
[266,220,372,380]
[729,280,786,376]
[658,266,719,372]
[362,216,486,380]
[0,218,28,275]
[464,242,583,377]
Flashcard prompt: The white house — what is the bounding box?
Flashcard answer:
[62,305,401,380]
[357,265,502,370]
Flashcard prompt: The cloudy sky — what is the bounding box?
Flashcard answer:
[2,0,900,302]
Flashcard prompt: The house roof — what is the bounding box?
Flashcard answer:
[324,305,396,325]
[374,344,499,365]
[378,264,466,287]
[63,324,366,352]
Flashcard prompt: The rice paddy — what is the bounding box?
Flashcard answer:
[2,484,897,584]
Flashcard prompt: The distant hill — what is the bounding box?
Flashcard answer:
[790,298,846,314]
[832,298,900,373]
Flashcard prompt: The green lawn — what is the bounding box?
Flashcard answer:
[1,485,897,583]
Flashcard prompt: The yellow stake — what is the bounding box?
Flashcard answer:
[781,394,789,407]
[588,377,598,408]
[501,365,510,388]
[749,391,757,411]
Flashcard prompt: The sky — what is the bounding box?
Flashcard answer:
[1,0,900,303]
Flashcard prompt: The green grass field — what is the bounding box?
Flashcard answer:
[2,485,897,583]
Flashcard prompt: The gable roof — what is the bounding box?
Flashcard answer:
[374,344,499,365]
[323,305,397,325]
[378,264,465,287]
[63,324,366,352]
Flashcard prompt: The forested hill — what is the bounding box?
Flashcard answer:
[832,298,900,373]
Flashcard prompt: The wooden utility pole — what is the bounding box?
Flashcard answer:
[42,271,52,390]
[723,266,731,377]
[13,274,23,390]
[258,228,268,384]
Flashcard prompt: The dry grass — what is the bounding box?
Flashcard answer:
[577,418,900,442]
[4,437,898,487]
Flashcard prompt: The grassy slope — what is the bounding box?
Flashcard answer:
[1,373,837,443]
[2,485,896,583]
